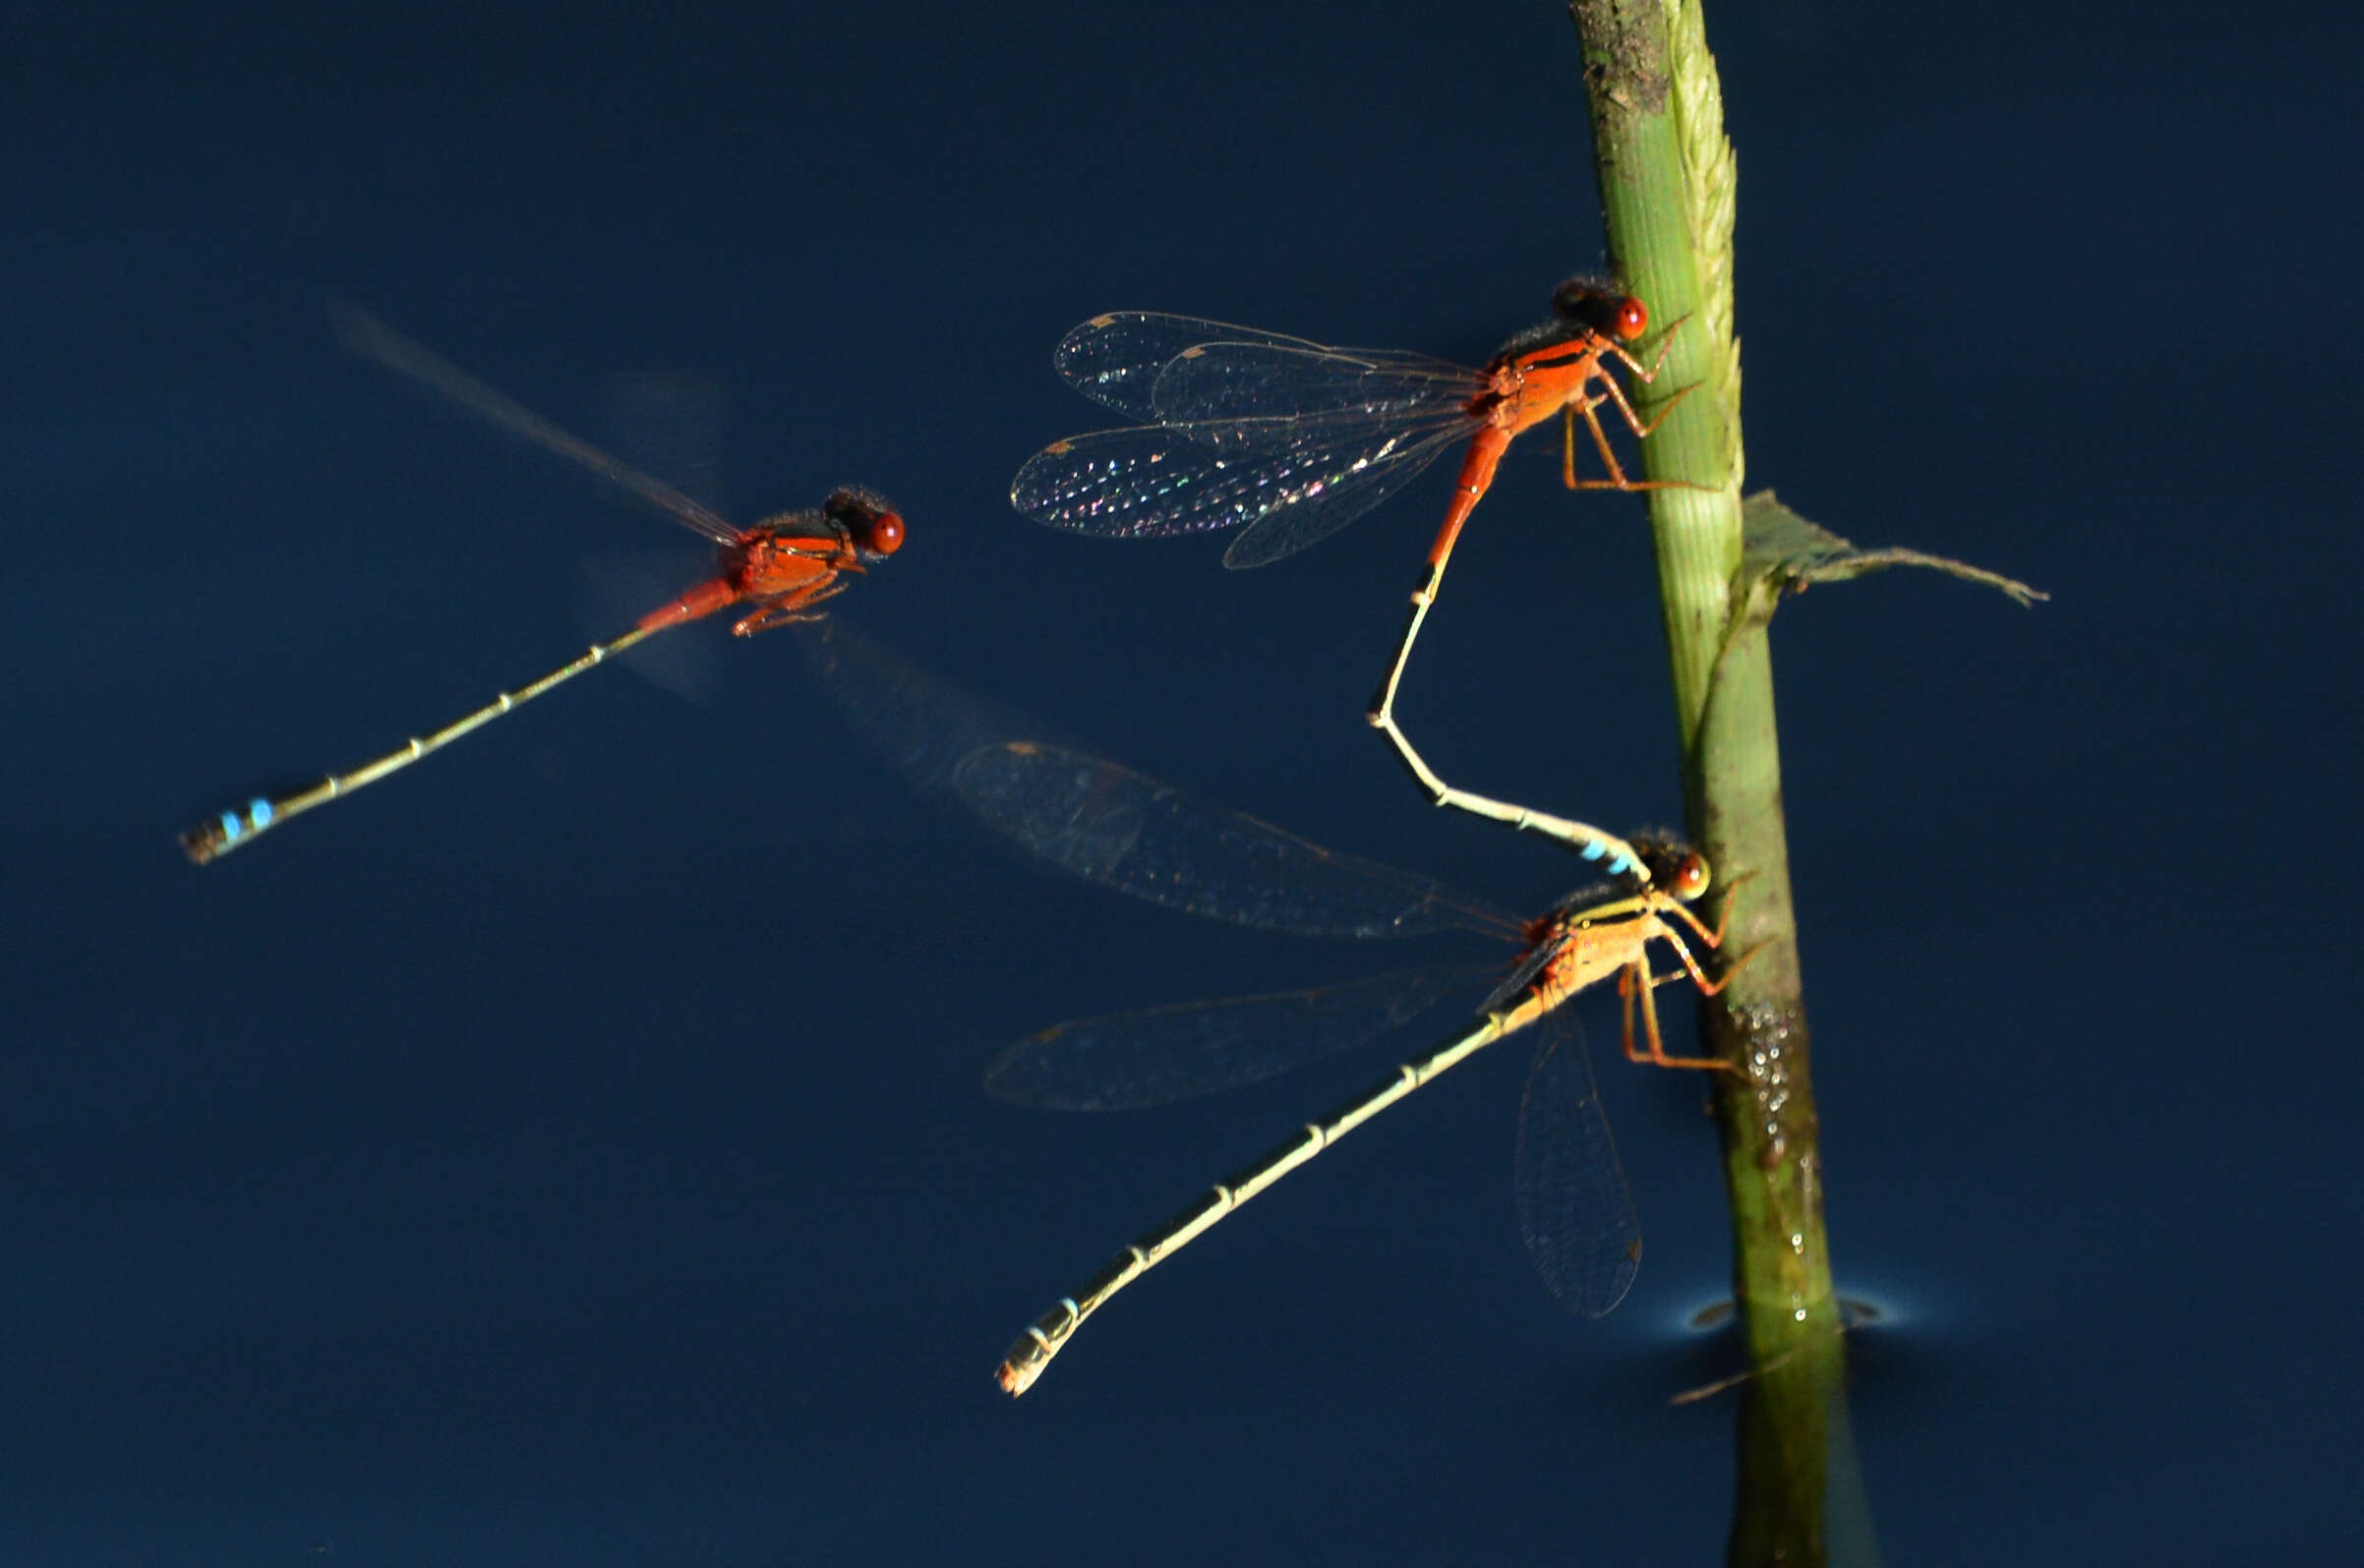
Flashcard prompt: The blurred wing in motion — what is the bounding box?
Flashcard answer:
[950,739,1516,940]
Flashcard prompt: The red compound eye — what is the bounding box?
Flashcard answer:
[1672,853,1711,899]
[1615,296,1649,340]
[867,511,907,553]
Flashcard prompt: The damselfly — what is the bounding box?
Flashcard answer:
[1010,281,1698,876]
[182,311,902,863]
[942,739,1742,1397]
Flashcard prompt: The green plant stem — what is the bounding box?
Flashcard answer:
[1566,3,1852,1563]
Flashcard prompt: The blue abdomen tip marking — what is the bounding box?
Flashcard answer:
[251,799,275,829]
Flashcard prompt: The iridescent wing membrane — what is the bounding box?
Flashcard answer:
[1012,313,1486,568]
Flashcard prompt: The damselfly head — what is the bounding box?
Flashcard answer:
[1626,834,1711,900]
[1552,279,1649,343]
[824,487,907,557]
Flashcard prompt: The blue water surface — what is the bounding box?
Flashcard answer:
[3,2,2358,1562]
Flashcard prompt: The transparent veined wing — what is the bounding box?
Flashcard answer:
[1011,418,1469,565]
[1216,416,1470,568]
[948,740,1515,940]
[1022,313,1486,567]
[983,965,1496,1111]
[796,621,1087,804]
[1051,313,1470,419]
[1148,338,1476,432]
[1053,314,1343,420]
[1513,1019,1642,1317]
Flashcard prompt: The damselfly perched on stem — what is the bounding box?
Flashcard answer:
[1011,281,1699,874]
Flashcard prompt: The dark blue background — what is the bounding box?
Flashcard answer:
[7,2,2359,1562]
